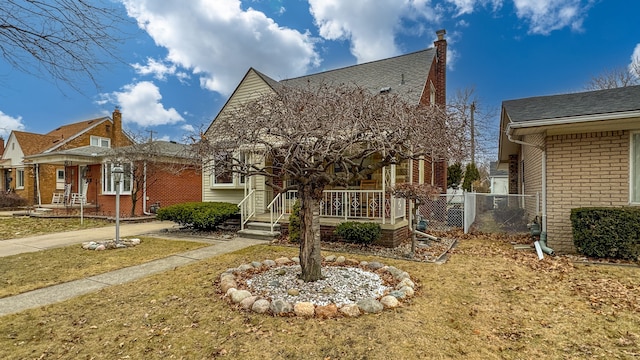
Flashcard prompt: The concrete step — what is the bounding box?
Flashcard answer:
[237,228,281,241]
[245,222,281,232]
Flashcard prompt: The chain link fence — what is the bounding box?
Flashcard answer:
[416,193,535,235]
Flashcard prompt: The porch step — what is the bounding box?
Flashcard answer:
[245,222,281,232]
[237,222,281,241]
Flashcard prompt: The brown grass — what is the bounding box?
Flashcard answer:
[0,238,639,359]
[0,237,208,298]
[0,217,110,240]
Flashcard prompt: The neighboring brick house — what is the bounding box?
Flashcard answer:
[2,109,201,216]
[0,109,131,205]
[203,30,448,245]
[497,85,640,253]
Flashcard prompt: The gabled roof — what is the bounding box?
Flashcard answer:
[503,85,640,123]
[282,48,436,105]
[12,131,58,156]
[44,117,111,153]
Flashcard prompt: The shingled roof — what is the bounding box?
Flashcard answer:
[281,48,436,105]
[12,131,58,156]
[503,85,640,122]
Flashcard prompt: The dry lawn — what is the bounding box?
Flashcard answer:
[0,237,209,298]
[0,217,110,240]
[1,237,639,359]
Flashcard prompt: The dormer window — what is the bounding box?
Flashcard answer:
[90,136,111,148]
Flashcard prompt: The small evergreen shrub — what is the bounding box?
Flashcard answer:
[156,202,239,230]
[334,222,381,244]
[288,199,301,243]
[571,207,640,260]
[0,192,27,208]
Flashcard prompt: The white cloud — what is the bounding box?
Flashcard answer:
[131,58,177,81]
[308,0,440,63]
[101,81,184,127]
[120,0,319,95]
[181,124,195,133]
[512,0,592,35]
[630,44,640,79]
[0,111,26,138]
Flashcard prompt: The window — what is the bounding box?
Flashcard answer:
[91,136,111,148]
[16,169,24,189]
[210,151,249,188]
[56,169,65,190]
[631,133,640,203]
[102,163,132,194]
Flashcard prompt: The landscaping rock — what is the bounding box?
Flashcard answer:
[294,302,315,317]
[275,257,292,265]
[380,295,399,308]
[335,256,346,264]
[399,286,414,297]
[230,290,252,304]
[263,259,276,267]
[366,261,384,270]
[339,304,361,317]
[397,278,415,289]
[270,299,293,315]
[252,299,270,313]
[220,279,238,293]
[239,296,258,310]
[251,261,263,268]
[237,264,253,272]
[357,298,383,313]
[324,255,336,262]
[315,304,338,318]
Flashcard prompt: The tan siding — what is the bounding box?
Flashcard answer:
[546,130,629,253]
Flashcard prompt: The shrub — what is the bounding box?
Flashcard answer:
[156,202,239,230]
[288,199,301,243]
[0,192,27,209]
[334,222,381,244]
[571,207,640,260]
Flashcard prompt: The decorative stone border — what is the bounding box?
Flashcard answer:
[220,255,416,318]
[82,238,141,251]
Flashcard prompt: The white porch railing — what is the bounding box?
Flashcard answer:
[261,190,405,232]
[238,189,255,230]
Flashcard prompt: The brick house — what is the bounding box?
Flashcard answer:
[0,109,131,205]
[203,30,448,245]
[2,109,201,216]
[497,85,640,253]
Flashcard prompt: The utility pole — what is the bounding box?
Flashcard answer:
[470,101,476,164]
[147,129,157,142]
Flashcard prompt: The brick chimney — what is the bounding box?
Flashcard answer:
[434,29,447,107]
[112,107,122,147]
[0,137,4,156]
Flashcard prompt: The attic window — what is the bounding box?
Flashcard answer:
[379,87,391,93]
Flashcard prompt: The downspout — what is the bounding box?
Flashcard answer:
[506,129,555,255]
[142,161,152,215]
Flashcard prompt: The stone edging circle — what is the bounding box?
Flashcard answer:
[220,255,416,318]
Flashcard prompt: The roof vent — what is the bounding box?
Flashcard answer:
[379,86,391,93]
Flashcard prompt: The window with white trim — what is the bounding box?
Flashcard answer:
[16,169,24,189]
[631,133,640,203]
[56,169,65,190]
[210,151,249,188]
[102,163,132,194]
[91,136,111,148]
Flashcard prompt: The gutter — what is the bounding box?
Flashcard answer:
[142,161,152,215]
[507,110,640,129]
[506,125,554,256]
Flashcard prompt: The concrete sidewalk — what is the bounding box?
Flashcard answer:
[0,221,265,316]
[0,221,177,257]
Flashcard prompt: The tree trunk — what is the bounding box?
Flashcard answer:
[298,187,323,282]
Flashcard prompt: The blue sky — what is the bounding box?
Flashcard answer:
[1,0,638,158]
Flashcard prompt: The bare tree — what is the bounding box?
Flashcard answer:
[108,140,198,217]
[0,0,129,89]
[585,60,640,90]
[195,83,451,282]
[447,87,498,164]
